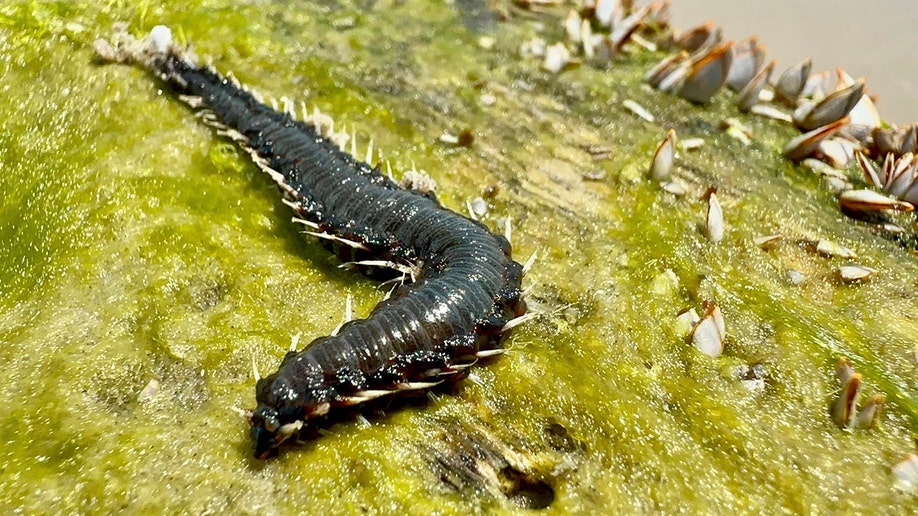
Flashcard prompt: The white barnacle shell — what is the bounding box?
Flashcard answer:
[736,58,775,112]
[725,36,766,92]
[623,99,655,123]
[650,129,677,181]
[793,78,865,131]
[563,10,582,43]
[837,265,877,283]
[690,300,725,358]
[149,25,173,53]
[137,378,160,402]
[608,6,648,52]
[674,21,720,53]
[831,371,861,428]
[675,308,700,339]
[661,180,686,197]
[645,51,689,88]
[580,19,595,59]
[853,393,885,430]
[838,189,914,215]
[753,234,783,250]
[836,357,856,385]
[705,191,724,243]
[469,197,488,217]
[783,116,850,162]
[520,37,547,58]
[816,137,856,168]
[594,0,620,28]
[721,118,752,146]
[400,169,438,193]
[750,104,792,123]
[786,270,805,285]
[856,151,918,205]
[543,42,574,74]
[774,58,812,106]
[815,239,857,259]
[679,138,705,151]
[893,454,918,493]
[676,41,734,104]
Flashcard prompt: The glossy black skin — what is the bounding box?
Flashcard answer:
[154,53,525,459]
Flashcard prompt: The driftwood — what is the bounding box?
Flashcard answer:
[1,1,917,512]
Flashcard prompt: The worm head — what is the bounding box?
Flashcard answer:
[250,369,333,459]
[250,405,303,459]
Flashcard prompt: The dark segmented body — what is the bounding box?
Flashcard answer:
[143,49,525,458]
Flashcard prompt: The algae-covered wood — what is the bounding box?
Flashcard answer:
[1,1,917,513]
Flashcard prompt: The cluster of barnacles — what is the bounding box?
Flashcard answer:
[535,4,905,434]
[644,18,918,232]
[518,2,917,236]
[514,0,916,492]
[831,357,884,431]
[520,0,671,73]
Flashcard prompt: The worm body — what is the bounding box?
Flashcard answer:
[97,26,525,458]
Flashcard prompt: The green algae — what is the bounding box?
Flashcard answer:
[2,1,918,513]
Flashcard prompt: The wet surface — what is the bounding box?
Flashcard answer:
[2,1,918,513]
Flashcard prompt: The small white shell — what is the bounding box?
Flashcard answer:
[823,176,853,194]
[677,41,734,104]
[753,234,783,249]
[803,158,847,179]
[691,316,722,357]
[138,378,160,402]
[721,118,752,145]
[706,192,724,243]
[836,357,856,385]
[469,197,488,217]
[543,43,574,73]
[149,25,173,53]
[725,36,765,92]
[608,6,649,51]
[580,20,595,59]
[783,116,850,162]
[661,180,687,197]
[645,51,689,88]
[650,129,676,181]
[690,301,725,358]
[793,78,866,131]
[853,393,884,430]
[786,270,805,285]
[520,37,547,58]
[594,0,619,27]
[839,189,914,215]
[563,9,582,43]
[737,58,775,112]
[816,138,853,168]
[831,372,861,428]
[439,132,460,145]
[848,92,881,130]
[816,239,857,259]
[893,454,918,493]
[675,308,700,338]
[750,104,792,123]
[623,99,655,123]
[674,21,720,53]
[837,265,877,283]
[679,138,705,151]
[774,58,812,106]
